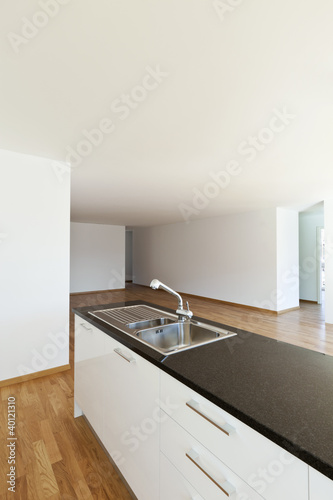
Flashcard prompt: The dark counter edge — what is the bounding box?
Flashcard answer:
[72,300,333,481]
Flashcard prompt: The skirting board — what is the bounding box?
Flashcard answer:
[70,288,125,296]
[0,364,71,388]
[276,305,300,315]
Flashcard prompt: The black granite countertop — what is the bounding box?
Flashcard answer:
[73,300,333,481]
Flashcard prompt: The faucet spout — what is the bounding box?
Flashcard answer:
[149,278,193,321]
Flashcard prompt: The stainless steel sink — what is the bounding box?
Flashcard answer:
[88,305,236,355]
[136,320,236,354]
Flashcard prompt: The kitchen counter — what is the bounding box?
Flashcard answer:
[73,300,333,481]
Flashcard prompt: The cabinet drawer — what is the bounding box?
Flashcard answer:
[161,411,263,500]
[160,371,308,500]
[309,467,333,500]
[160,452,204,500]
[75,319,103,362]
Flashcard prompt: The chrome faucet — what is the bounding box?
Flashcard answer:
[150,279,193,321]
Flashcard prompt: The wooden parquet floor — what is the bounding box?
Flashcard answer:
[1,284,332,499]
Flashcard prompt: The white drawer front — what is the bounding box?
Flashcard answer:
[75,319,103,362]
[309,467,333,500]
[160,452,204,500]
[103,335,160,500]
[160,371,308,500]
[74,317,105,439]
[161,411,263,500]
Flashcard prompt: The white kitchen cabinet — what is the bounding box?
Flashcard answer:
[103,334,160,500]
[160,452,204,500]
[74,317,333,500]
[160,370,308,500]
[161,411,263,500]
[309,467,333,500]
[74,316,105,440]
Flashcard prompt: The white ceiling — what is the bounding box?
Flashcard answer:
[1,0,333,226]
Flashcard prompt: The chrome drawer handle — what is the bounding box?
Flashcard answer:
[186,399,235,436]
[80,323,93,332]
[186,449,235,497]
[114,348,135,364]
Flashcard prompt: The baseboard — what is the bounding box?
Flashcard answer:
[70,288,125,296]
[299,299,318,304]
[0,364,71,388]
[276,305,300,315]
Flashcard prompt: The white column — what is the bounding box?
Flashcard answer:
[324,199,333,324]
[276,208,299,311]
[0,150,70,381]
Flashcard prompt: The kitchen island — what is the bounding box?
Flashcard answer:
[73,300,333,499]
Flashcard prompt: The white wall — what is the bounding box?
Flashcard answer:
[70,222,125,293]
[134,209,281,310]
[324,200,333,324]
[133,208,299,312]
[0,150,70,381]
[299,207,324,301]
[276,208,299,310]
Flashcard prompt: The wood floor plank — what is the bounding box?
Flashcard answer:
[26,459,49,500]
[56,375,73,399]
[21,403,42,442]
[14,473,28,499]
[52,460,78,500]
[16,420,37,476]
[54,430,89,486]
[40,419,62,464]
[48,387,67,418]
[32,439,60,498]
[37,378,63,434]
[0,385,12,402]
[15,429,28,479]
[57,415,85,463]
[7,381,26,407]
[0,393,7,442]
[72,479,93,500]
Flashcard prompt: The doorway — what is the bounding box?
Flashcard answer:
[316,226,325,305]
[299,204,324,305]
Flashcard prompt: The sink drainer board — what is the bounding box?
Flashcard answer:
[89,305,176,328]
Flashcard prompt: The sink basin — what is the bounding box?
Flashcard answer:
[127,317,174,330]
[136,320,236,355]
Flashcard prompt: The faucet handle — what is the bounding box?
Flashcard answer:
[178,301,193,320]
